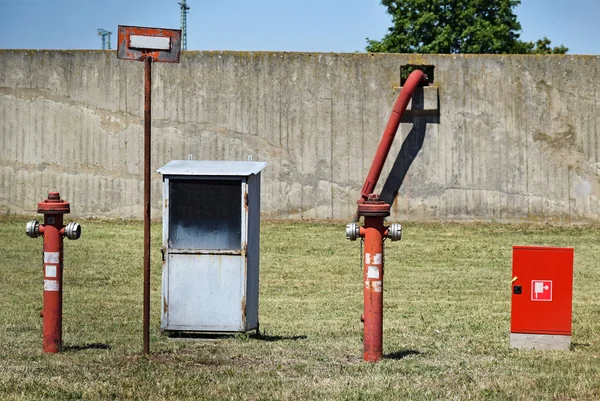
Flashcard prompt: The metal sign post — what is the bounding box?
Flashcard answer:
[117,25,182,354]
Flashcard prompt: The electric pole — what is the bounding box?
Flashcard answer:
[97,29,112,50]
[178,1,190,50]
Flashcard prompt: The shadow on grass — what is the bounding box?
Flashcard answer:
[165,332,232,340]
[164,331,307,342]
[384,349,421,360]
[250,332,308,342]
[63,343,111,352]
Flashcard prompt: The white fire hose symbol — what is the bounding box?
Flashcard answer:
[534,281,549,299]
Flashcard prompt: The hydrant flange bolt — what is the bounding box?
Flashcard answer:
[65,222,81,240]
[387,223,402,241]
[346,222,360,241]
[26,220,40,238]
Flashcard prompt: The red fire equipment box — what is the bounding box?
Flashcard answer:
[510,246,574,350]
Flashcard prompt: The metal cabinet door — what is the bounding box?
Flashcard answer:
[511,246,574,335]
[162,177,248,331]
[165,253,245,331]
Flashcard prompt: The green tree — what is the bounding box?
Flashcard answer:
[367,0,568,54]
[522,37,569,54]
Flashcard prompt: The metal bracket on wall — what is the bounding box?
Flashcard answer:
[393,86,440,121]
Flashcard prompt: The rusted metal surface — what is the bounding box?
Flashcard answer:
[117,25,182,63]
[26,192,80,353]
[142,56,152,355]
[354,70,426,222]
[117,25,181,355]
[357,194,391,217]
[241,296,247,328]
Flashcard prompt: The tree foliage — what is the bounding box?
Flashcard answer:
[367,0,568,54]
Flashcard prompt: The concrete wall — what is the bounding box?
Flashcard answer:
[1,50,599,223]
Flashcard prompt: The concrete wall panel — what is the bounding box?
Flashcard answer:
[1,50,599,223]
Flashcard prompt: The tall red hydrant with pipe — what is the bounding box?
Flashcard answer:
[346,70,426,362]
[26,192,81,353]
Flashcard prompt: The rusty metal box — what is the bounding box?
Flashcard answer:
[510,246,574,350]
[157,160,266,333]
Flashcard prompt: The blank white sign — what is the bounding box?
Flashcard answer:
[130,35,171,51]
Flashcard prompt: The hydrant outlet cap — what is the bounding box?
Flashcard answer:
[26,220,40,238]
[387,223,402,241]
[65,222,81,240]
[346,222,360,241]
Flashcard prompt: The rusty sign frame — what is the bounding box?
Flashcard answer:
[117,24,181,355]
[117,25,182,62]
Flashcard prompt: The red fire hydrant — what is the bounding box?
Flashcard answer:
[345,69,425,362]
[346,194,401,362]
[26,192,81,353]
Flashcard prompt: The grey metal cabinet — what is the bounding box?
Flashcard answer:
[157,160,267,333]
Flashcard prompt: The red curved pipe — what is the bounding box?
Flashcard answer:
[354,69,426,220]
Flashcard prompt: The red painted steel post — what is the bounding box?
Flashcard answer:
[26,192,81,353]
[358,195,390,361]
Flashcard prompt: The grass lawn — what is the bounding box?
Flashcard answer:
[0,216,599,400]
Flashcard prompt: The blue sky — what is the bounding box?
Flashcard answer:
[0,0,597,54]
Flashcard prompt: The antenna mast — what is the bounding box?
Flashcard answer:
[97,29,112,50]
[178,0,190,50]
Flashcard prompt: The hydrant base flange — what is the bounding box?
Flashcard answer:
[357,209,390,217]
[357,201,391,217]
